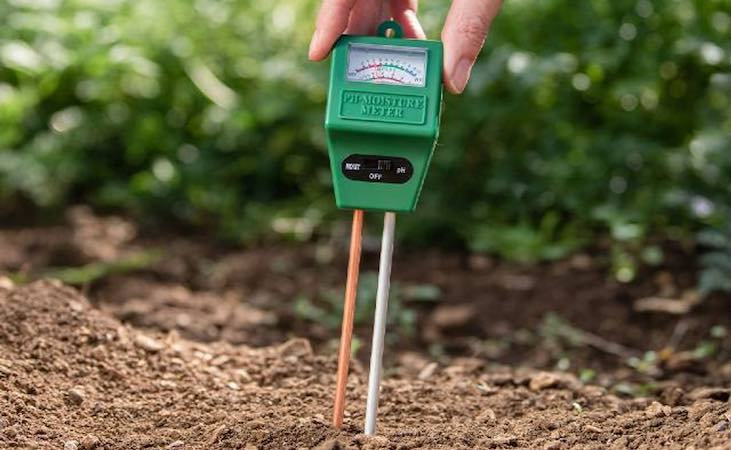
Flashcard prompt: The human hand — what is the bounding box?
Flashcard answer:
[308,0,502,94]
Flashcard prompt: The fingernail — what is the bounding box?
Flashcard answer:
[308,29,320,59]
[450,57,472,94]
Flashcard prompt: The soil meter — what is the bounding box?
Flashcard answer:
[325,20,443,437]
[325,20,443,213]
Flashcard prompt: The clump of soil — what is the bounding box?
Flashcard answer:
[1,280,730,449]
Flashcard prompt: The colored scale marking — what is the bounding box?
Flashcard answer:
[354,62,418,77]
[350,60,419,84]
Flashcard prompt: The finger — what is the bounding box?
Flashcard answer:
[345,0,384,35]
[441,0,502,93]
[309,0,358,61]
[389,0,426,39]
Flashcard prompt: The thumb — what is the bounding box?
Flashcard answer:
[441,0,502,94]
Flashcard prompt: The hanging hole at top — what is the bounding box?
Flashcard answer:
[376,20,403,38]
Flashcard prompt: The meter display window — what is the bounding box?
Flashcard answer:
[346,43,427,87]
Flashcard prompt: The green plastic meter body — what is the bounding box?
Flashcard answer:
[325,21,443,213]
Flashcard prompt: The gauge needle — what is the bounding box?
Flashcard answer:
[332,209,364,429]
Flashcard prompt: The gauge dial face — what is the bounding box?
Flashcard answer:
[346,43,427,87]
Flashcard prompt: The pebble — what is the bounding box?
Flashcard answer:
[715,421,729,432]
[277,338,313,358]
[210,355,230,367]
[68,300,85,312]
[476,408,497,424]
[235,368,252,383]
[584,424,603,433]
[166,441,185,448]
[491,435,518,446]
[80,435,100,449]
[0,276,14,290]
[468,254,494,270]
[0,364,12,376]
[65,440,79,450]
[529,372,559,391]
[68,387,85,406]
[417,362,438,380]
[430,304,476,329]
[134,335,165,352]
[645,401,672,418]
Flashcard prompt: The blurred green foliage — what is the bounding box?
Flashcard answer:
[295,271,440,340]
[0,0,730,269]
[698,224,731,295]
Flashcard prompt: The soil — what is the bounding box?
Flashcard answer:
[1,207,731,449]
[2,280,730,450]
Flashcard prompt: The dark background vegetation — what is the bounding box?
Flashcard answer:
[0,0,730,286]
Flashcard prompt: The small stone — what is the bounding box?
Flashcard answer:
[417,362,438,380]
[468,254,493,270]
[569,253,592,270]
[646,401,672,418]
[277,338,313,358]
[235,369,252,383]
[431,304,476,329]
[491,435,518,446]
[166,441,184,448]
[715,421,729,432]
[158,380,177,389]
[476,408,497,424]
[543,442,562,450]
[244,445,258,450]
[210,355,230,367]
[476,382,499,396]
[68,387,85,406]
[68,300,85,312]
[660,386,685,406]
[80,435,100,450]
[0,276,14,290]
[226,381,240,390]
[585,424,603,433]
[65,440,79,450]
[134,334,164,352]
[530,372,559,391]
[0,363,12,376]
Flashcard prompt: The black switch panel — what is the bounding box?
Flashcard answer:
[342,154,413,184]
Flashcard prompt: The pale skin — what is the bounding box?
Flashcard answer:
[309,0,503,94]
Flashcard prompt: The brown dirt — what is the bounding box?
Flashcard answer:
[2,280,730,450]
[2,207,730,395]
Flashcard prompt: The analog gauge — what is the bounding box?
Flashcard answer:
[346,43,427,87]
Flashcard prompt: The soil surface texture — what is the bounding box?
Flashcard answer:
[0,280,730,449]
[1,208,731,449]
